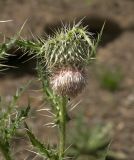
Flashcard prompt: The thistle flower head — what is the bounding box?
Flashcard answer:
[50,67,86,97]
[38,21,103,97]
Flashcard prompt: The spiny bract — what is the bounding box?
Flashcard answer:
[42,22,95,70]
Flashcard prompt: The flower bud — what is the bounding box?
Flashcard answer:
[50,67,86,97]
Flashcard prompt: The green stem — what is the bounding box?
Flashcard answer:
[59,96,67,160]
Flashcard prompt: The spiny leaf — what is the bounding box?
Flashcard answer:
[25,123,58,159]
[15,39,41,54]
[88,21,105,62]
[6,105,30,140]
[0,81,31,141]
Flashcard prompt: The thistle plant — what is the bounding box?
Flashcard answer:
[37,22,102,159]
[0,20,104,160]
[15,21,104,160]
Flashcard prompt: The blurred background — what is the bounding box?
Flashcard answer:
[0,0,134,160]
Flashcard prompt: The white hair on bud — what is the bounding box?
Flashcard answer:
[50,67,86,97]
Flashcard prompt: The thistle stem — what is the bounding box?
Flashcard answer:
[59,96,67,160]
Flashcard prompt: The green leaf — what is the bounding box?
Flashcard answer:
[6,105,30,140]
[25,123,58,159]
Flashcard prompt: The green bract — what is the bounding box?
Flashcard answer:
[40,22,96,70]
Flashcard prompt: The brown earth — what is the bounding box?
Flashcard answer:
[0,0,134,160]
